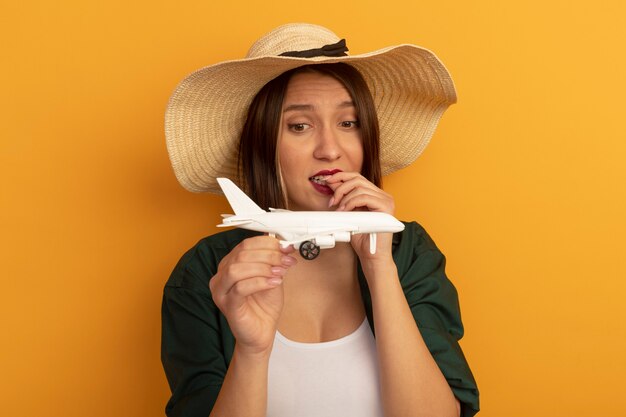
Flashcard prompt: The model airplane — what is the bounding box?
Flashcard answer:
[216,178,405,260]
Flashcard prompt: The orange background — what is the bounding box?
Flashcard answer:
[2,1,625,416]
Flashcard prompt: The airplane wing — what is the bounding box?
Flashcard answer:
[217,215,253,227]
[217,220,253,227]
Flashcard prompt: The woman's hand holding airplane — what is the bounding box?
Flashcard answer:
[209,236,297,357]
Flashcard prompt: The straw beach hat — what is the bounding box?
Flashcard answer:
[165,23,457,193]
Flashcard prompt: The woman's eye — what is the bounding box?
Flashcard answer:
[288,123,309,132]
[340,120,359,128]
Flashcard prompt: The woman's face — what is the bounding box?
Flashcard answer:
[278,72,364,211]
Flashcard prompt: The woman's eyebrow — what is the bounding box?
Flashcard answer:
[283,100,354,113]
[283,104,314,113]
[337,100,355,108]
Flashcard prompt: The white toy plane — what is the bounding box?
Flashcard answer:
[216,178,405,260]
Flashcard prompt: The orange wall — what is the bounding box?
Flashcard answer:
[2,1,625,416]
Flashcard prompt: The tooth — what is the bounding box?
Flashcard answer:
[310,175,332,185]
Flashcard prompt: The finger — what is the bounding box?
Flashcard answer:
[335,188,379,209]
[222,276,284,314]
[327,179,367,208]
[328,174,379,194]
[339,193,393,213]
[239,235,284,251]
[232,248,297,267]
[228,275,284,299]
[331,178,386,209]
[280,244,296,254]
[325,171,362,186]
[337,187,395,212]
[325,173,366,194]
[212,262,283,299]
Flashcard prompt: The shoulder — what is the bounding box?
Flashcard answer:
[165,228,261,292]
[392,221,451,286]
[393,221,443,258]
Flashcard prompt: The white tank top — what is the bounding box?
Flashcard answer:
[267,318,383,417]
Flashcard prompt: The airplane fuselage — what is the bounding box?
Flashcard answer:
[223,210,404,237]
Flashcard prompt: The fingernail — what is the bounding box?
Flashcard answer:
[328,197,335,208]
[271,266,286,276]
[281,255,296,266]
[280,244,294,253]
[338,204,345,211]
[268,277,283,286]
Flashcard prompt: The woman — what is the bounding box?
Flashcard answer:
[162,23,479,417]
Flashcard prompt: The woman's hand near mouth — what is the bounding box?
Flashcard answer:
[325,172,396,267]
[325,172,395,215]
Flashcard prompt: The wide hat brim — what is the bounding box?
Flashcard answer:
[165,44,457,194]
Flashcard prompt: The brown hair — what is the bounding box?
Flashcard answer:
[238,63,381,210]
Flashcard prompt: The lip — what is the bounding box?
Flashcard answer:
[310,168,342,177]
[309,169,342,196]
[310,181,334,195]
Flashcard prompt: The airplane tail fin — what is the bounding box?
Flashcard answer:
[217,178,265,216]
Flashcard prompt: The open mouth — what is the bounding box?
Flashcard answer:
[308,169,342,184]
[309,175,330,185]
[308,170,341,196]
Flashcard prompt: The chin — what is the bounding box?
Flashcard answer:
[289,199,327,212]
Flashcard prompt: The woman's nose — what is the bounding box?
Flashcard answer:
[313,127,341,161]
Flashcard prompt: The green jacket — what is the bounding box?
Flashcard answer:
[162,222,479,416]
